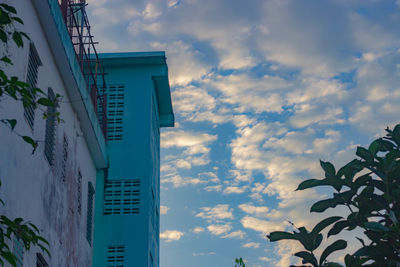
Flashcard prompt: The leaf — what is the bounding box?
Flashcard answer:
[328,220,349,237]
[0,4,17,14]
[363,222,389,232]
[4,119,17,130]
[0,28,7,42]
[319,239,347,265]
[294,251,318,267]
[267,231,296,242]
[356,146,374,162]
[37,97,54,107]
[0,9,11,24]
[311,216,342,235]
[12,31,23,47]
[11,16,23,24]
[320,160,336,177]
[1,56,12,64]
[296,178,329,191]
[22,136,37,154]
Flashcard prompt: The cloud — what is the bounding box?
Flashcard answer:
[160,230,184,242]
[192,227,205,234]
[192,252,216,256]
[242,242,260,249]
[161,131,217,149]
[196,204,234,222]
[238,203,269,217]
[160,205,170,215]
[222,230,245,239]
[223,186,247,194]
[162,175,207,188]
[259,257,272,262]
[207,224,232,236]
[240,216,283,234]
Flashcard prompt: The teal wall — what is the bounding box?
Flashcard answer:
[93,52,173,267]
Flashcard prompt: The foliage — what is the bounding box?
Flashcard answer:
[267,124,400,266]
[0,2,60,152]
[0,3,51,266]
[235,257,246,267]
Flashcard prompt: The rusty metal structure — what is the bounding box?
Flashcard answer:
[59,0,107,138]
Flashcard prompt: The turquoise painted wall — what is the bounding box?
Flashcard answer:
[93,52,173,267]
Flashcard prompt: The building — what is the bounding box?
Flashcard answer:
[93,52,174,267]
[0,0,173,266]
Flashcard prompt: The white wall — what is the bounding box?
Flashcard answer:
[0,0,98,266]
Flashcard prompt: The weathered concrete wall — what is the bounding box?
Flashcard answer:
[0,0,99,266]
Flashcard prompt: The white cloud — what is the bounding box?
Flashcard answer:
[222,230,245,239]
[160,205,170,215]
[143,3,162,20]
[259,257,272,262]
[238,203,269,217]
[192,252,216,256]
[223,186,247,194]
[161,131,217,149]
[196,204,233,222]
[240,216,283,234]
[192,227,205,234]
[242,242,260,249]
[160,230,184,242]
[207,224,232,236]
[162,175,207,188]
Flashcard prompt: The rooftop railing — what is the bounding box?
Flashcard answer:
[59,0,108,139]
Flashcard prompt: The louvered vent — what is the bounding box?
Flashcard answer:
[106,85,125,141]
[107,245,125,267]
[104,180,140,215]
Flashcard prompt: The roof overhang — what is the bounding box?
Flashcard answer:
[98,52,175,128]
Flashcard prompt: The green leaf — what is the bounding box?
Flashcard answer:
[294,251,318,267]
[0,9,11,24]
[319,239,347,265]
[311,216,342,235]
[320,160,336,177]
[19,31,30,41]
[37,97,54,107]
[11,16,23,24]
[363,222,389,232]
[1,56,12,64]
[327,220,349,237]
[0,4,17,14]
[12,31,23,47]
[4,119,17,130]
[296,178,329,191]
[310,198,339,213]
[356,146,374,162]
[0,28,7,42]
[22,136,37,152]
[267,231,296,242]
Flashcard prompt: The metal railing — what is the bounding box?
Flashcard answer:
[59,0,108,139]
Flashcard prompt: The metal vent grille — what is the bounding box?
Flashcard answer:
[44,88,57,165]
[107,245,125,267]
[104,179,140,215]
[36,253,49,267]
[86,181,95,245]
[106,85,125,141]
[24,42,42,129]
[13,236,24,267]
[60,135,68,182]
[77,170,82,214]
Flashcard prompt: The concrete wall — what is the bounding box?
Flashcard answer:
[0,0,101,266]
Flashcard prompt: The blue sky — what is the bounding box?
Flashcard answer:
[86,0,400,266]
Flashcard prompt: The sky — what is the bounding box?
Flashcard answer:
[86,0,400,266]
